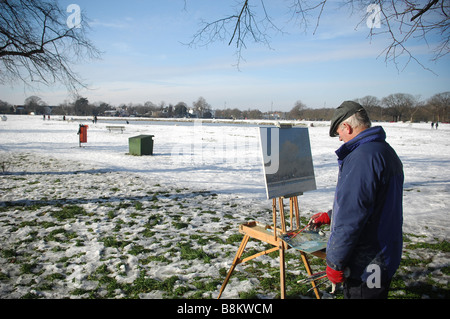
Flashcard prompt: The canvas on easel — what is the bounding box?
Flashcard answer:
[217,125,326,300]
[259,126,317,199]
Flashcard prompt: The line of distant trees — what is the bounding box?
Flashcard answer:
[1,92,448,123]
[289,92,449,123]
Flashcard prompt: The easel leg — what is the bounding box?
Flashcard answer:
[279,197,286,232]
[289,198,294,230]
[300,251,321,299]
[279,243,286,299]
[289,197,300,230]
[293,197,300,229]
[218,196,305,299]
[272,198,277,241]
[217,234,250,299]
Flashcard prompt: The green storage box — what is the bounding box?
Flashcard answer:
[129,135,154,156]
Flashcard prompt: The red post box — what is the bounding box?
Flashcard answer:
[78,124,88,147]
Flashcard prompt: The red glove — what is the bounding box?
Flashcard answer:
[308,212,330,229]
[326,266,345,284]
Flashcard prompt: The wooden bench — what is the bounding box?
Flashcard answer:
[106,126,125,133]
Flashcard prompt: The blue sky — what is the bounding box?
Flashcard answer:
[1,0,449,112]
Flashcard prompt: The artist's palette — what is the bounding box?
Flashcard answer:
[281,229,328,253]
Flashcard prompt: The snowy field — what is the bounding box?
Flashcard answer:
[0,114,448,299]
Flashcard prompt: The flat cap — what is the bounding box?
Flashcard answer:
[329,101,365,137]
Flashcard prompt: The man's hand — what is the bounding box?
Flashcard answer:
[308,212,331,230]
[326,266,345,284]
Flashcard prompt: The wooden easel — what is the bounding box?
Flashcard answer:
[217,195,326,299]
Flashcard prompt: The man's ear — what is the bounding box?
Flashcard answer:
[342,122,353,135]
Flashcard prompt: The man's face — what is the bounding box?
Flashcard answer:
[336,122,352,143]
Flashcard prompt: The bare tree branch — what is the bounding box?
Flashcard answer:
[187,0,284,67]
[0,0,101,94]
[411,0,439,21]
[359,0,448,71]
[187,0,449,70]
[229,0,249,46]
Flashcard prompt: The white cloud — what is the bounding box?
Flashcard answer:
[89,19,132,29]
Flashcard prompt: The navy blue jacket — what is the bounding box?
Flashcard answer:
[326,126,404,282]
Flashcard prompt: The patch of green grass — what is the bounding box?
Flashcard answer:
[138,214,163,238]
[389,275,450,299]
[139,228,155,238]
[41,221,58,228]
[239,289,260,299]
[128,244,150,256]
[20,262,38,275]
[21,292,41,299]
[226,234,243,244]
[1,248,17,259]
[18,220,38,227]
[405,240,450,252]
[172,221,189,229]
[386,237,450,299]
[121,272,182,298]
[0,272,9,281]
[51,205,86,221]
[101,236,130,249]
[193,278,221,292]
[147,214,162,226]
[45,228,77,243]
[127,271,161,294]
[177,242,213,263]
[45,273,66,281]
[107,210,115,219]
[139,254,170,264]
[134,201,143,210]
[189,234,210,245]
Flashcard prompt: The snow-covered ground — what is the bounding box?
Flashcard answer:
[0,115,448,299]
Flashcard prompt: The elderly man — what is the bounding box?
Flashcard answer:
[310,101,404,299]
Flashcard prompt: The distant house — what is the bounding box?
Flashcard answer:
[104,110,118,116]
[263,112,281,120]
[188,108,198,118]
[13,105,25,114]
[187,107,215,118]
